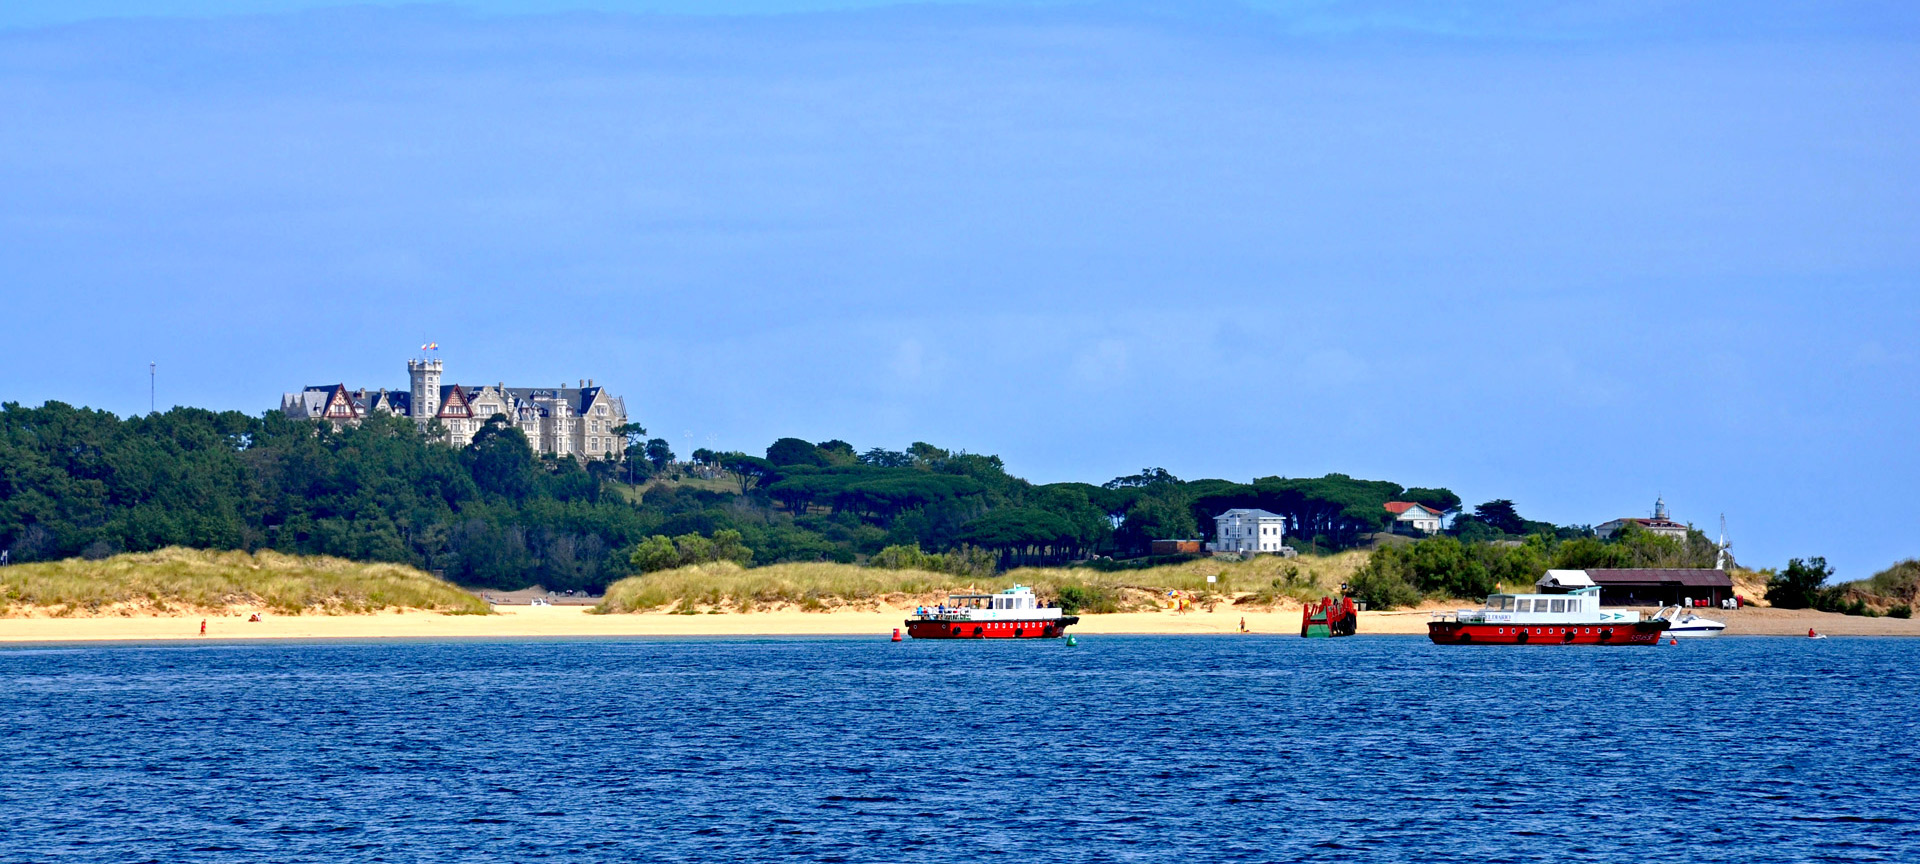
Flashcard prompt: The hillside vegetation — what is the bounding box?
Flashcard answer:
[595,551,1369,614]
[0,548,490,616]
[0,404,1470,593]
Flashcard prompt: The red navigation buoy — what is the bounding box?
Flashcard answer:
[891,628,902,642]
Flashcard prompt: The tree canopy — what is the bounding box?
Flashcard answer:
[1,399,1632,595]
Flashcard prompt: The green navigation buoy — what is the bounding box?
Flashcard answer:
[1066,634,1077,647]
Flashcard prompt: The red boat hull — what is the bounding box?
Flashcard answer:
[906,617,1079,639]
[1427,620,1669,645]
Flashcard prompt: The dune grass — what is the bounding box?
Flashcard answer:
[0,547,490,616]
[594,551,1369,614]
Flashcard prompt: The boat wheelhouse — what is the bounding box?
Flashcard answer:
[905,585,1078,640]
[1427,570,1669,646]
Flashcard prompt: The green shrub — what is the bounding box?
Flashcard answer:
[1890,604,1912,620]
[1053,584,1121,615]
[628,530,754,574]
[1360,535,1492,602]
[1348,554,1421,610]
[867,543,997,579]
[1766,557,1833,609]
[870,544,936,570]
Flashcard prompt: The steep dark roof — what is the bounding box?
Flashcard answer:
[1585,569,1732,587]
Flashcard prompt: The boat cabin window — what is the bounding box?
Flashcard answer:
[1550,599,1566,613]
[1487,596,1513,611]
[1516,599,1533,613]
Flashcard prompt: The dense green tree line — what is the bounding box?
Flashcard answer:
[5,400,1619,592]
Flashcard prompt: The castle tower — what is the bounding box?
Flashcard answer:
[408,358,442,425]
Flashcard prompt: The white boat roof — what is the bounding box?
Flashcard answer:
[1536,569,1596,590]
[949,585,1035,600]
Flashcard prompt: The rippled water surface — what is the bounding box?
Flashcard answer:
[3,635,1916,862]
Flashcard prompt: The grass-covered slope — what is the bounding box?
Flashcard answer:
[0,548,490,616]
[594,552,1368,614]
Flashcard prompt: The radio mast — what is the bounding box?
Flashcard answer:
[1715,514,1731,570]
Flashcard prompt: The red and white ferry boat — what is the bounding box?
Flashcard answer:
[905,585,1078,639]
[1428,570,1669,646]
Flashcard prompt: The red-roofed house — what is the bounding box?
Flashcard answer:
[1384,502,1444,535]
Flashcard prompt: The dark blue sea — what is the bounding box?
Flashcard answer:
[3,636,1916,863]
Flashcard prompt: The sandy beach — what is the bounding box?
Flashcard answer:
[2,601,1916,642]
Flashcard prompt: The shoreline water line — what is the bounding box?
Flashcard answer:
[3,602,1916,643]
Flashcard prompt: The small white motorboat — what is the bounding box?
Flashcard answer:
[1654,605,1727,637]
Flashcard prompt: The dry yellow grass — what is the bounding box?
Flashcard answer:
[595,551,1369,614]
[0,547,490,616]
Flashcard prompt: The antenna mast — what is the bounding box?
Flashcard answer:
[149,362,155,414]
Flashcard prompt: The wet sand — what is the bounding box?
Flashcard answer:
[2,600,1916,642]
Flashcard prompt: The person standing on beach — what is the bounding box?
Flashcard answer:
[199,619,206,636]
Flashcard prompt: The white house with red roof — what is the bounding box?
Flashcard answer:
[1384,501,1444,535]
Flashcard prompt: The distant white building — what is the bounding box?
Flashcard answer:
[1384,501,1444,535]
[1596,497,1690,542]
[1208,508,1289,555]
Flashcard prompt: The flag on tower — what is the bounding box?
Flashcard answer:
[421,342,439,352]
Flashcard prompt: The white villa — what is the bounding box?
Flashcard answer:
[1207,508,1289,556]
[280,359,630,460]
[1385,501,1444,535]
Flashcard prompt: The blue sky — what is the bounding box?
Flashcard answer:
[2,1,1915,578]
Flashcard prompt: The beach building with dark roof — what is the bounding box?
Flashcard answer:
[1585,568,1735,607]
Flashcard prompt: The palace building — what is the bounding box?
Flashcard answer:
[280,359,629,460]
